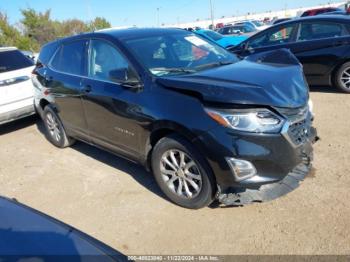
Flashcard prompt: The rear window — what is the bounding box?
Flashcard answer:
[50,40,86,76]
[0,50,34,73]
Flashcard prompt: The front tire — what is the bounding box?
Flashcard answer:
[43,106,75,148]
[151,135,216,209]
[335,62,350,93]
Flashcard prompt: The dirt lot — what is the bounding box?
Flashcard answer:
[0,87,349,255]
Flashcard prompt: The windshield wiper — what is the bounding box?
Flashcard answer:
[151,67,197,74]
[194,61,234,70]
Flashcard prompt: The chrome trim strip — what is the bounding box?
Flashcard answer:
[0,76,30,87]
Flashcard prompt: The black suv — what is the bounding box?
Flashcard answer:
[32,28,317,209]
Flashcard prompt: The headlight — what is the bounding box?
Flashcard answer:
[205,108,285,133]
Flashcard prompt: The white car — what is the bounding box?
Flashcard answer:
[234,20,270,31]
[0,47,36,125]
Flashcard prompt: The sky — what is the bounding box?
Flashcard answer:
[0,0,344,27]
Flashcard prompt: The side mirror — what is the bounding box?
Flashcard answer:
[109,68,128,82]
[109,68,143,91]
[232,30,242,35]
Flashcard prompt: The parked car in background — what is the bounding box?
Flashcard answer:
[0,196,126,261]
[301,7,342,17]
[0,47,35,125]
[32,28,316,209]
[230,16,350,93]
[272,18,293,25]
[235,20,270,31]
[218,24,257,37]
[195,29,247,48]
[215,22,224,29]
[321,10,349,16]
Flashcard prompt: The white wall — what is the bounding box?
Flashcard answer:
[165,1,347,29]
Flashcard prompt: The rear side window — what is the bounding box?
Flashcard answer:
[50,40,86,76]
[0,50,34,73]
[298,22,347,41]
[38,42,59,65]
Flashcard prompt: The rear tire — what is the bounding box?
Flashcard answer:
[335,62,350,93]
[43,106,75,148]
[151,135,216,209]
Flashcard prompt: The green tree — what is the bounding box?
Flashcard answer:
[1,8,112,52]
[21,8,58,48]
[57,19,89,37]
[89,17,111,31]
[0,11,34,50]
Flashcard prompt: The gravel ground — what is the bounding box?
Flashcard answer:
[0,87,349,255]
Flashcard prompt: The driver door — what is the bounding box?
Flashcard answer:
[81,38,143,160]
[238,22,299,56]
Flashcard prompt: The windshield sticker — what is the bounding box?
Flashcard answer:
[185,36,209,47]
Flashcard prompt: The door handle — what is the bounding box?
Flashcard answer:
[82,85,92,93]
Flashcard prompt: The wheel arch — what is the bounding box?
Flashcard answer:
[144,121,208,171]
[331,58,350,84]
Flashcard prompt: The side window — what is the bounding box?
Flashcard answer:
[268,25,294,44]
[249,25,295,48]
[298,22,345,41]
[50,40,86,75]
[89,39,129,82]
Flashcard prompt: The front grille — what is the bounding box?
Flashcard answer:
[276,105,312,147]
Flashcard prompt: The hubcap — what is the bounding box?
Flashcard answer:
[160,149,202,199]
[340,67,350,89]
[46,112,61,142]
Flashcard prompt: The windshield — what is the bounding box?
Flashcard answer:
[203,30,223,41]
[124,32,238,76]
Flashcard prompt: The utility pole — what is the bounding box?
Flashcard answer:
[209,0,214,29]
[157,7,161,27]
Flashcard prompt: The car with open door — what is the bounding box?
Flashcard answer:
[230,15,350,93]
[32,28,317,209]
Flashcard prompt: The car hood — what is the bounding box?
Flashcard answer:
[156,49,309,108]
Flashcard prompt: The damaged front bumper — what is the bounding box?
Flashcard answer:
[217,127,319,207]
[217,163,311,206]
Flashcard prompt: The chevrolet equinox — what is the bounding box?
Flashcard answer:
[32,28,317,209]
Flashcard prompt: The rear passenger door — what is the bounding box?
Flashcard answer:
[290,20,350,79]
[47,39,89,138]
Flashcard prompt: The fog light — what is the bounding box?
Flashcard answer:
[225,158,257,182]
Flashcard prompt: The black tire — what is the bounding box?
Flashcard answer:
[42,105,75,148]
[335,62,350,93]
[151,135,216,209]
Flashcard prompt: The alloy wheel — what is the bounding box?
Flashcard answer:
[46,112,61,142]
[160,149,202,199]
[340,67,350,90]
